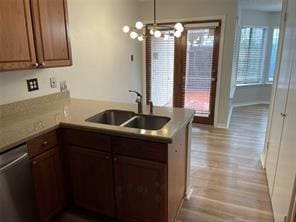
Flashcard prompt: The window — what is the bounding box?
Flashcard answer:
[268,28,280,82]
[236,27,267,85]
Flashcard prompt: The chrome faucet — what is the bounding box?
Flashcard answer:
[128,90,143,114]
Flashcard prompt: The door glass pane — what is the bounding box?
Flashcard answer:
[151,33,175,107]
[184,28,215,117]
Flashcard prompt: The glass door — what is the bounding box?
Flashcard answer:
[183,27,219,124]
[146,22,221,125]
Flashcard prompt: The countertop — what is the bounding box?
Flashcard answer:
[0,91,195,154]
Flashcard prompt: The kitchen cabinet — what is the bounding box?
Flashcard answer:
[0,0,37,70]
[0,0,72,71]
[31,0,72,68]
[114,155,167,222]
[67,146,115,217]
[31,147,65,222]
[265,0,296,220]
[64,128,187,222]
[28,130,65,222]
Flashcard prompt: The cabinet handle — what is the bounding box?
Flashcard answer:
[32,63,39,68]
[281,113,287,118]
[42,141,48,147]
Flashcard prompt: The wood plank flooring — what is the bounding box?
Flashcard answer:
[177,104,273,222]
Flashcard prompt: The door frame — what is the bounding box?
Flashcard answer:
[145,19,222,125]
[142,16,226,127]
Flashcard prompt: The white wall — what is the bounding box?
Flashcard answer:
[231,10,281,107]
[138,0,238,127]
[233,85,272,106]
[0,0,142,105]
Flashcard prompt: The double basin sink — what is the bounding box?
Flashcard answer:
[86,110,171,130]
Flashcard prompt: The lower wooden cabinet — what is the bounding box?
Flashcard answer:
[114,155,167,222]
[31,146,65,222]
[67,146,115,217]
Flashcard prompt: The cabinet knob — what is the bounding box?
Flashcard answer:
[32,161,38,166]
[39,62,45,67]
[105,156,110,160]
[32,63,39,68]
[42,141,48,147]
[113,157,118,161]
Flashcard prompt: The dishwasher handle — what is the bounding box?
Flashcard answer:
[0,153,29,173]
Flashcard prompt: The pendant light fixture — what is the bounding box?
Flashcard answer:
[122,0,184,41]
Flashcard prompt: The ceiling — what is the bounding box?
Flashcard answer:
[240,0,283,12]
[138,0,283,12]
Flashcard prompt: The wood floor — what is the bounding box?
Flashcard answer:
[56,105,273,222]
[177,104,273,222]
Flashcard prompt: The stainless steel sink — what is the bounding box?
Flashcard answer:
[122,115,171,130]
[86,110,135,126]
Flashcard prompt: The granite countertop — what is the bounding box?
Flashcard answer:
[0,91,195,154]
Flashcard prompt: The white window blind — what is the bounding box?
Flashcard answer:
[236,27,267,85]
[150,32,175,107]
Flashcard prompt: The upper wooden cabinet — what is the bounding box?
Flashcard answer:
[31,0,72,68]
[0,0,37,70]
[0,0,72,72]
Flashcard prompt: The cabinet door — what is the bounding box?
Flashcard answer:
[114,155,167,222]
[265,1,295,196]
[31,0,72,67]
[67,146,115,217]
[31,147,65,222]
[0,0,37,71]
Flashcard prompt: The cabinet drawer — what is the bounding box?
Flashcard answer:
[63,129,111,152]
[112,137,167,162]
[27,131,58,158]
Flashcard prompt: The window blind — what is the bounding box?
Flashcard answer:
[236,27,267,84]
[149,32,175,107]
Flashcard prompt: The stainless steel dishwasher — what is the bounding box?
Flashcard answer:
[0,144,37,222]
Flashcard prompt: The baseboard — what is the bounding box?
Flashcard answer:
[260,152,266,169]
[185,186,193,200]
[226,105,234,128]
[216,123,228,129]
[233,101,270,108]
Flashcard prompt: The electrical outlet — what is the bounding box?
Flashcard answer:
[26,78,39,92]
[50,77,57,88]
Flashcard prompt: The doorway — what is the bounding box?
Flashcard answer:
[146,21,221,124]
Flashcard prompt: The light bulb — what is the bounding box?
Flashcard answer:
[174,23,184,32]
[138,35,144,41]
[150,28,155,35]
[163,34,170,40]
[122,25,130,33]
[154,30,162,38]
[174,31,181,38]
[130,31,138,39]
[135,21,144,30]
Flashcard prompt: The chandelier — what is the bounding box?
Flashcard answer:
[122,0,184,41]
